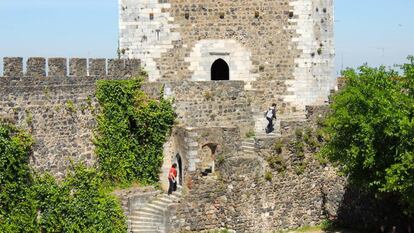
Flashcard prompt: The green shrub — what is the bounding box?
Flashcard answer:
[264,171,273,181]
[294,162,307,175]
[0,122,127,232]
[216,154,225,166]
[294,128,303,139]
[290,138,305,158]
[321,57,414,214]
[303,127,313,144]
[266,155,286,173]
[245,130,255,138]
[273,139,284,154]
[65,100,76,113]
[0,123,34,220]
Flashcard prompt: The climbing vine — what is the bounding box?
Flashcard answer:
[95,78,175,185]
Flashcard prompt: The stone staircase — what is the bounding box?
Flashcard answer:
[253,112,282,137]
[241,137,256,155]
[129,187,182,233]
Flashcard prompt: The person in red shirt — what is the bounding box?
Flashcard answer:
[168,163,178,195]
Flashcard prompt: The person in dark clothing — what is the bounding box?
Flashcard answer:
[168,163,177,195]
[265,103,277,134]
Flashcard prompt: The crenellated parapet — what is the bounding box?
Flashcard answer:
[2,57,141,77]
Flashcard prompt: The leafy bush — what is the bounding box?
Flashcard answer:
[266,155,286,173]
[95,79,175,185]
[264,171,273,181]
[321,57,414,214]
[0,118,126,233]
[0,123,36,232]
[273,139,284,154]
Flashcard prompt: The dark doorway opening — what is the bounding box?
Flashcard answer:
[211,59,230,81]
[176,154,183,186]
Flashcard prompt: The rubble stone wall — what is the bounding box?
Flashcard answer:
[0,57,141,179]
[169,104,346,233]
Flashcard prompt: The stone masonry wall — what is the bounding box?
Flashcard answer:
[1,57,253,178]
[143,81,255,137]
[287,0,335,107]
[0,57,141,179]
[168,104,345,233]
[119,0,335,116]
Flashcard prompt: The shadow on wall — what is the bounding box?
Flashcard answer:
[333,185,413,233]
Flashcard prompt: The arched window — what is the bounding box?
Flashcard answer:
[211,59,229,81]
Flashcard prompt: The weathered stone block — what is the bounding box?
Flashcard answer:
[124,59,141,77]
[89,59,106,76]
[69,58,87,77]
[27,57,46,77]
[108,59,125,76]
[48,58,67,76]
[3,57,23,76]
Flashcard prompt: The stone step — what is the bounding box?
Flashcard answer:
[130,215,164,223]
[241,142,255,147]
[156,196,174,204]
[137,206,164,215]
[144,203,166,213]
[255,134,281,139]
[131,221,165,227]
[131,225,165,231]
[147,202,170,211]
[160,194,180,201]
[130,211,164,219]
[132,230,162,233]
[130,188,182,233]
[241,145,255,150]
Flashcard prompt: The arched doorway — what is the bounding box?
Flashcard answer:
[176,154,183,186]
[211,59,229,81]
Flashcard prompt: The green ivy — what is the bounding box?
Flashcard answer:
[0,120,126,233]
[32,165,126,233]
[95,78,175,185]
[0,123,36,232]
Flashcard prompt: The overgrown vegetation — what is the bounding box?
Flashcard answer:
[266,155,286,173]
[95,78,175,185]
[264,170,273,181]
[0,122,126,232]
[0,77,176,231]
[320,56,414,214]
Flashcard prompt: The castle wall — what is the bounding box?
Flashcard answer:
[0,57,140,179]
[287,0,335,106]
[168,105,346,233]
[119,0,335,114]
[142,80,255,136]
[1,57,254,178]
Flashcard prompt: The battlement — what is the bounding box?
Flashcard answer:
[2,57,141,77]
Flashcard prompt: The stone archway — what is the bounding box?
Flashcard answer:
[200,143,220,176]
[211,59,229,81]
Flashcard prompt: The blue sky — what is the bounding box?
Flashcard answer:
[0,0,413,76]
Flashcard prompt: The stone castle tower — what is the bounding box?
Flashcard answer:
[119,0,335,122]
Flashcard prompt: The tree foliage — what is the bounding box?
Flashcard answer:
[321,56,414,213]
[95,79,175,185]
